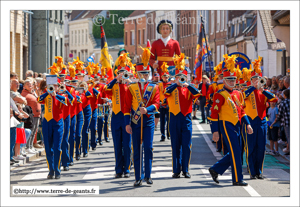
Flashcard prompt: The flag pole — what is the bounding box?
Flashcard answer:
[201,15,212,80]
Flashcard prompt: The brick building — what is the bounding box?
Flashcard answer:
[123,10,147,63]
[10,10,29,80]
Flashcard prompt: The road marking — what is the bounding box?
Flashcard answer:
[21,168,49,180]
[83,166,173,180]
[263,169,290,181]
[193,120,261,197]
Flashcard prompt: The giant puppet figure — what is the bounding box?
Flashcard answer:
[149,19,181,79]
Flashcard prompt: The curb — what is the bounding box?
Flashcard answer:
[10,148,46,171]
[265,143,290,162]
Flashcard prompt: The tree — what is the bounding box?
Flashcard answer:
[93,10,134,39]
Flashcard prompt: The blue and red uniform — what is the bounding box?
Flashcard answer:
[124,82,160,181]
[80,88,93,155]
[158,81,170,140]
[105,78,132,175]
[164,83,200,175]
[59,89,75,168]
[208,87,250,183]
[38,90,67,177]
[75,90,84,157]
[243,86,278,177]
[89,83,101,149]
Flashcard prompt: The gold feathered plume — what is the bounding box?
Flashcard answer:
[213,75,219,82]
[173,53,185,71]
[100,66,106,76]
[48,63,59,76]
[92,63,100,75]
[139,46,154,67]
[224,55,237,73]
[242,68,251,82]
[118,53,129,67]
[86,62,94,76]
[161,62,169,74]
[252,56,262,74]
[236,65,242,80]
[55,56,64,71]
[68,63,76,79]
[72,56,84,70]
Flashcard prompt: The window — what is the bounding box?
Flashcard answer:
[138,30,141,45]
[60,10,62,21]
[82,30,84,44]
[49,10,52,18]
[125,32,127,46]
[24,12,26,36]
[143,29,146,44]
[242,21,245,32]
[225,11,227,31]
[239,22,243,34]
[60,38,63,56]
[75,31,77,44]
[211,11,214,34]
[78,30,80,44]
[230,25,234,38]
[71,31,73,46]
[86,29,88,44]
[131,31,135,45]
[217,10,220,32]
[217,45,220,64]
[221,45,224,61]
[55,11,57,20]
[246,18,252,27]
[55,39,58,56]
[221,10,224,31]
[50,36,53,64]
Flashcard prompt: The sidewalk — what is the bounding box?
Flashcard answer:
[266,139,290,162]
[10,147,46,170]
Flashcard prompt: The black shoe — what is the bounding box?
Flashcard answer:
[105,139,110,143]
[55,175,61,179]
[115,173,123,178]
[11,158,19,163]
[212,140,216,143]
[250,175,257,179]
[167,137,170,140]
[182,172,191,178]
[99,141,103,145]
[10,161,15,165]
[124,173,130,178]
[160,138,165,142]
[256,174,264,180]
[172,173,180,178]
[216,149,222,152]
[192,116,198,120]
[209,168,219,184]
[200,121,206,124]
[134,179,143,187]
[284,152,290,155]
[233,180,248,186]
[83,153,88,158]
[145,177,153,185]
[69,162,74,166]
[63,166,69,171]
[76,155,80,161]
[47,174,54,179]
[92,147,96,151]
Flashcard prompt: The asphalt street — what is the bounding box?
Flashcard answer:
[10,112,290,197]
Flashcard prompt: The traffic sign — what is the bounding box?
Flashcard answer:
[69,53,73,58]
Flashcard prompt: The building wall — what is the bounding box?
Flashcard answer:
[10,10,29,80]
[69,19,94,63]
[272,26,290,56]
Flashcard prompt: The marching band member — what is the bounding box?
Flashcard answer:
[95,75,106,146]
[208,55,253,186]
[164,53,201,178]
[158,62,171,141]
[124,62,160,187]
[58,69,75,171]
[151,72,160,131]
[105,65,132,178]
[100,67,111,143]
[150,19,181,79]
[242,57,278,179]
[38,66,67,179]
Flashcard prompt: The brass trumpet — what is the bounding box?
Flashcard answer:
[257,77,266,89]
[78,81,88,92]
[47,84,55,93]
[178,75,187,85]
[59,83,66,93]
[122,72,130,80]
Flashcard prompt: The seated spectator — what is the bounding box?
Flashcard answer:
[273,89,290,155]
[267,102,280,156]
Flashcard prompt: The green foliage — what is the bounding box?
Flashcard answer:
[93,10,134,39]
